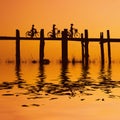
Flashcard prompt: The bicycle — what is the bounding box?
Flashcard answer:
[25,30,39,38]
[67,29,80,38]
[47,29,61,38]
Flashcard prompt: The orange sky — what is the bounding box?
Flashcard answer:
[1,0,120,37]
[1,0,120,60]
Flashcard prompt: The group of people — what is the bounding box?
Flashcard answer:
[29,24,75,38]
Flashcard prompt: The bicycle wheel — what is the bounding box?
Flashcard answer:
[25,31,31,37]
[47,32,53,38]
[67,31,71,38]
[74,32,80,38]
[34,32,39,38]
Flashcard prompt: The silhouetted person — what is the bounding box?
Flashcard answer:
[70,24,74,38]
[52,24,56,38]
[31,24,37,38]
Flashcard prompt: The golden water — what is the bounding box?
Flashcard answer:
[0,61,120,120]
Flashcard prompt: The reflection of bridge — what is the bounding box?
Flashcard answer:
[0,29,120,65]
[0,60,119,102]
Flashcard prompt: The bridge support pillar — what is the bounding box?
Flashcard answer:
[40,29,45,63]
[16,29,20,65]
[107,30,111,65]
[100,32,105,65]
[62,29,68,63]
[84,29,89,66]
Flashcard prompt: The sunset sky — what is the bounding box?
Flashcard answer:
[1,0,120,37]
[1,1,120,120]
[0,0,120,60]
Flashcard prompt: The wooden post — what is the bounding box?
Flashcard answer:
[81,33,84,64]
[40,29,45,63]
[16,29,20,65]
[62,29,68,63]
[100,32,105,65]
[84,29,89,65]
[107,30,111,64]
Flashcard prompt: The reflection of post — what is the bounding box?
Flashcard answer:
[16,29,20,65]
[81,33,84,64]
[99,63,112,80]
[15,63,21,80]
[40,29,45,63]
[15,63,23,88]
[60,63,75,97]
[99,62,105,79]
[98,63,112,95]
[100,32,105,65]
[81,63,89,79]
[60,63,69,84]
[36,64,45,92]
[84,29,89,66]
[62,29,68,63]
[39,64,45,82]
[107,30,111,64]
[107,64,112,80]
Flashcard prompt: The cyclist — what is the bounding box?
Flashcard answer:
[47,24,61,38]
[31,24,37,38]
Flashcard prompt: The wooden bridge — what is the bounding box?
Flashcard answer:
[0,29,120,65]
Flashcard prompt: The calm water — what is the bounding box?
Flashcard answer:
[1,61,120,120]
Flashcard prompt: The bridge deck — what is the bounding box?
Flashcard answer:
[0,36,120,42]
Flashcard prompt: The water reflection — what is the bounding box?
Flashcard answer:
[0,62,120,106]
[97,63,120,98]
[35,64,46,93]
[15,63,25,89]
[81,63,90,79]
[98,64,112,80]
